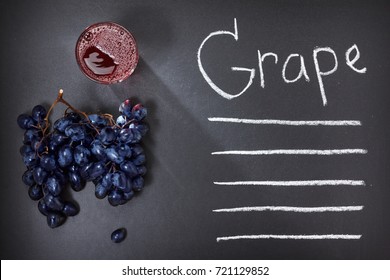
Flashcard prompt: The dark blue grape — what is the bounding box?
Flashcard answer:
[131,144,144,156]
[20,144,33,156]
[119,128,140,144]
[116,115,127,126]
[108,189,123,206]
[22,170,35,187]
[58,145,73,167]
[65,124,86,141]
[53,116,73,132]
[131,122,149,136]
[33,166,48,185]
[122,190,134,201]
[47,212,66,228]
[88,114,108,127]
[89,161,107,180]
[120,161,138,178]
[46,176,63,196]
[137,165,147,176]
[38,199,50,216]
[102,173,112,187]
[23,129,42,144]
[31,138,47,153]
[66,112,82,122]
[40,155,57,171]
[133,153,146,166]
[74,145,91,166]
[44,194,64,211]
[79,162,93,180]
[82,134,94,147]
[91,140,107,160]
[132,104,147,121]
[48,132,68,152]
[119,99,132,118]
[99,127,116,145]
[22,152,39,167]
[17,114,36,129]
[106,147,124,164]
[111,228,127,243]
[31,105,47,122]
[95,181,111,199]
[132,176,144,191]
[68,171,85,191]
[111,171,127,189]
[28,185,43,200]
[54,169,67,186]
[62,202,79,216]
[117,144,132,158]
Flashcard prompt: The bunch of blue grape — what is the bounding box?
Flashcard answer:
[17,92,148,229]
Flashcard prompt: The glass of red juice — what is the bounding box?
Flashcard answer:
[75,22,138,84]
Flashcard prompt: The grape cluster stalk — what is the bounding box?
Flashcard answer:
[17,89,148,229]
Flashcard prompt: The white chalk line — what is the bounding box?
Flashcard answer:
[213,180,365,186]
[216,234,362,242]
[208,117,362,126]
[211,149,368,155]
[213,205,364,213]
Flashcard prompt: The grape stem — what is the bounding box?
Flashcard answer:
[43,89,100,135]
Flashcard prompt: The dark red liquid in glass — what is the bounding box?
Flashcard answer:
[75,22,138,84]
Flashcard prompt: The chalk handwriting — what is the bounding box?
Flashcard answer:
[197,18,367,106]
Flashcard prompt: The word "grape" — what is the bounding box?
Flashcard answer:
[197,18,367,106]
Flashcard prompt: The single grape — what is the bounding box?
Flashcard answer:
[68,171,85,192]
[111,228,127,243]
[23,129,42,144]
[47,212,66,228]
[132,104,147,121]
[22,170,35,187]
[90,140,107,160]
[62,202,79,216]
[108,189,123,206]
[40,154,57,171]
[33,166,48,185]
[38,199,50,216]
[99,127,117,145]
[58,145,74,167]
[117,144,132,158]
[120,161,138,178]
[95,181,111,199]
[122,190,134,201]
[44,194,64,211]
[89,161,107,180]
[17,114,36,129]
[111,171,127,189]
[88,114,108,127]
[46,176,63,196]
[20,144,33,156]
[31,105,47,122]
[53,116,73,132]
[106,147,125,164]
[137,165,147,176]
[133,153,146,166]
[28,185,44,200]
[116,115,127,127]
[119,99,132,118]
[132,176,144,191]
[65,124,86,141]
[74,145,91,166]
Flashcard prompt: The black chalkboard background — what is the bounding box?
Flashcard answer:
[0,0,389,259]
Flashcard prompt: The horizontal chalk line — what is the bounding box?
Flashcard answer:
[216,234,362,242]
[211,149,368,155]
[208,117,362,126]
[213,180,366,186]
[213,206,364,213]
